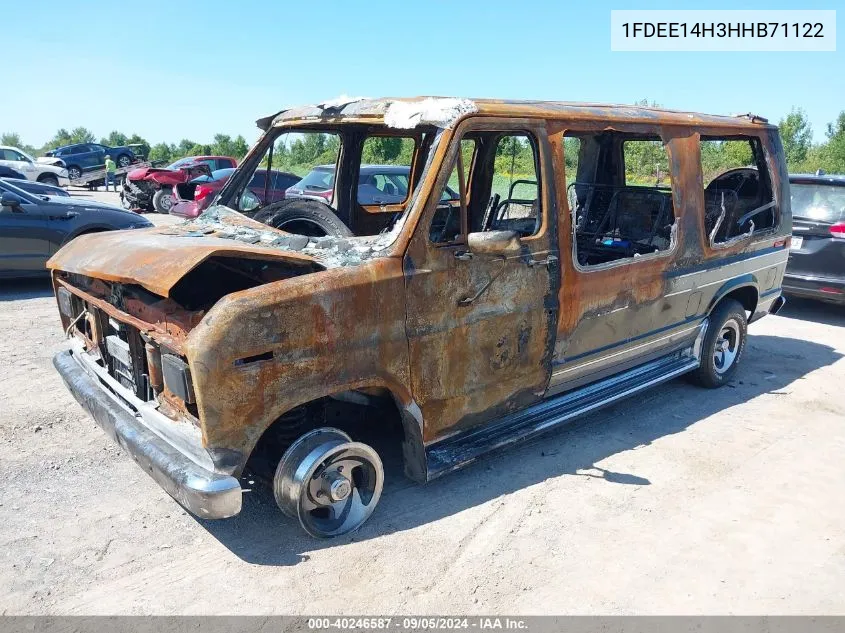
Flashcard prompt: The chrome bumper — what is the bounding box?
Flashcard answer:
[53,350,242,519]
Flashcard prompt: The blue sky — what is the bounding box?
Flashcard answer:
[3,0,841,148]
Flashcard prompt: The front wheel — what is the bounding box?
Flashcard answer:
[690,298,747,388]
[152,188,174,213]
[273,427,383,538]
[37,174,59,187]
[66,166,82,180]
[116,154,132,168]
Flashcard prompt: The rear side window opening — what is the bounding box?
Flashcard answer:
[564,131,677,268]
[700,136,776,245]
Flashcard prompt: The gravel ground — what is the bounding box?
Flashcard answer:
[1,188,843,614]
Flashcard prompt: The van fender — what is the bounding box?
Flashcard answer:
[704,274,759,317]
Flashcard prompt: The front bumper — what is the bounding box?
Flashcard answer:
[122,181,153,208]
[53,349,242,519]
[783,273,845,305]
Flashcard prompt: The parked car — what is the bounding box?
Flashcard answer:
[43,143,140,180]
[0,166,26,180]
[0,178,70,197]
[47,97,790,537]
[0,146,69,187]
[286,164,459,206]
[123,156,237,213]
[783,173,845,304]
[0,179,151,279]
[170,168,300,219]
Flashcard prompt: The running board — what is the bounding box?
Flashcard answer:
[425,350,701,480]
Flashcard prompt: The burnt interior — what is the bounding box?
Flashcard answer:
[702,136,776,243]
[567,132,676,266]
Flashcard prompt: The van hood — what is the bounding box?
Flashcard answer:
[46,206,391,297]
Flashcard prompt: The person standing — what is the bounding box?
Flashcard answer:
[104,155,117,192]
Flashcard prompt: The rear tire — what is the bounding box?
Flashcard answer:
[690,298,747,388]
[37,174,59,187]
[253,199,352,237]
[152,188,174,214]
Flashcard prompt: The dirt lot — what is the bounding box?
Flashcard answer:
[1,189,844,615]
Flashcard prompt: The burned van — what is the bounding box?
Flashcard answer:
[48,98,790,537]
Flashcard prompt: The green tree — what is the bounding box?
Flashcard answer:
[101,131,128,147]
[46,127,95,149]
[69,127,96,144]
[210,133,234,157]
[148,143,174,163]
[818,112,845,173]
[232,135,250,159]
[187,143,211,156]
[1,132,22,147]
[778,108,813,167]
[47,128,73,149]
[363,136,402,164]
[177,139,198,155]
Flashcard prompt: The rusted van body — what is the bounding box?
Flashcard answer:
[49,98,790,536]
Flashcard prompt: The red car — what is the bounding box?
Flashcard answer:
[170,167,301,219]
[122,156,236,213]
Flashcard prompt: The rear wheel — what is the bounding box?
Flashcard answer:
[273,427,383,538]
[690,299,747,388]
[37,174,59,187]
[254,199,352,237]
[152,188,174,213]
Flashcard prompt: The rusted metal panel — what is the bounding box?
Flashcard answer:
[402,118,559,444]
[265,97,777,134]
[184,258,412,464]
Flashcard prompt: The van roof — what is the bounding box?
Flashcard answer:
[258,97,774,132]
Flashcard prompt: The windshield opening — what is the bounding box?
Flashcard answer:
[791,183,845,223]
[213,124,438,239]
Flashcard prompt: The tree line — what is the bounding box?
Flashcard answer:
[2,103,844,176]
[0,129,251,165]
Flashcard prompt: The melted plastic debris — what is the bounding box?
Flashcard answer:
[384,98,477,129]
[184,205,385,267]
[317,95,368,110]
